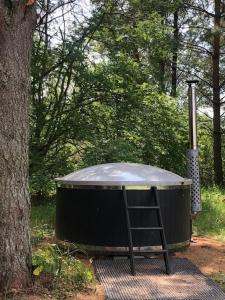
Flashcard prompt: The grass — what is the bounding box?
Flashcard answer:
[193,187,225,240]
[31,202,55,229]
[31,203,56,246]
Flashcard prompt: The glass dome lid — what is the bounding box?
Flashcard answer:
[55,162,191,187]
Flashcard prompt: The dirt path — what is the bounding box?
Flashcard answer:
[73,284,105,300]
[176,236,225,275]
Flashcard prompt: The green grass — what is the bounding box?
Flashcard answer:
[31,202,56,229]
[31,203,56,246]
[193,187,225,240]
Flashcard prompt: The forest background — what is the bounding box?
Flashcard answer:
[31,0,225,201]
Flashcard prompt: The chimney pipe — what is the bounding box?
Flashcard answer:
[186,80,201,213]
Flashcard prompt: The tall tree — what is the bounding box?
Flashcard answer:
[0,0,36,291]
[183,0,224,185]
[171,10,179,97]
[212,0,223,185]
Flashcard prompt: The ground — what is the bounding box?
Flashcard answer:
[73,235,225,300]
[72,284,105,300]
[176,236,225,275]
[8,236,225,299]
[20,283,105,300]
[48,236,225,299]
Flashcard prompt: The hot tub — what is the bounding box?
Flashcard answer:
[55,163,191,254]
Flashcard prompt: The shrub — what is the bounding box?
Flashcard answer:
[32,244,94,298]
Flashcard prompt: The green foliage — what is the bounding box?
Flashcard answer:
[30,204,94,299]
[198,115,214,185]
[29,0,224,196]
[32,243,94,298]
[30,37,89,195]
[30,7,190,196]
[74,29,188,173]
[32,244,62,276]
[31,224,53,247]
[193,187,225,239]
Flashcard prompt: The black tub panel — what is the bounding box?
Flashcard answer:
[56,188,191,248]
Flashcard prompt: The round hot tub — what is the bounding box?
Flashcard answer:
[55,163,191,254]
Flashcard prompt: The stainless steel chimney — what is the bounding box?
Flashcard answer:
[186,80,201,213]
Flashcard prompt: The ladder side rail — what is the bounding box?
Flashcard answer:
[151,187,171,274]
[122,186,135,275]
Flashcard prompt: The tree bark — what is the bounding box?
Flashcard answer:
[212,0,223,185]
[0,1,36,291]
[159,60,165,92]
[171,10,178,97]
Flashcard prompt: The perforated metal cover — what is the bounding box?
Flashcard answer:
[187,149,201,212]
[55,163,191,187]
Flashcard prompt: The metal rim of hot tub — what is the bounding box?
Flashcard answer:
[56,239,190,255]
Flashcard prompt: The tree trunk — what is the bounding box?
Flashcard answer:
[171,10,178,97]
[212,0,223,185]
[0,1,36,291]
[159,60,165,92]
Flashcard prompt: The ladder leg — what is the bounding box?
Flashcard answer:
[152,187,171,275]
[122,186,135,276]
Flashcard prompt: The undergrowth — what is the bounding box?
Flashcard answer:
[193,187,225,240]
[31,243,94,299]
[27,202,95,299]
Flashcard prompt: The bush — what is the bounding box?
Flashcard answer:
[32,244,94,298]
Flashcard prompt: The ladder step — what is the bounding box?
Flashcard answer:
[128,206,159,209]
[133,249,168,254]
[130,227,163,230]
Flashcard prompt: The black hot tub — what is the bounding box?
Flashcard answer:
[55,163,191,253]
